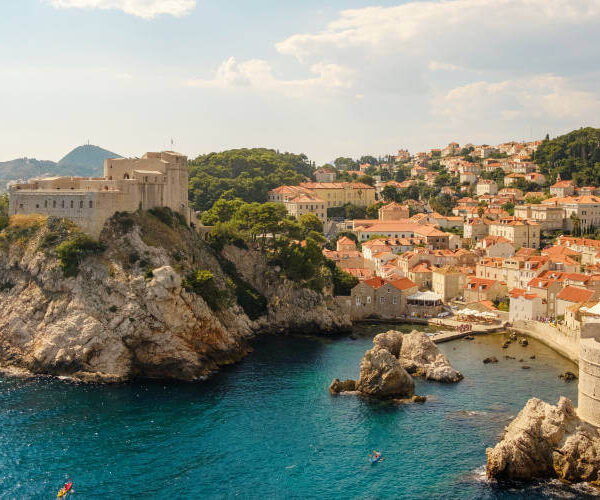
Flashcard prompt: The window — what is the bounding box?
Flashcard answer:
[356,297,361,306]
[393,296,398,304]
[70,200,74,208]
[36,204,39,209]
[44,200,48,208]
[53,201,56,208]
[61,200,65,208]
[366,296,371,304]
[380,297,385,304]
[79,201,83,208]
[89,201,93,208]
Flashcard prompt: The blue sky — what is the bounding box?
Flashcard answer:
[1,0,599,163]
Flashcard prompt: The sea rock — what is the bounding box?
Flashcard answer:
[559,371,578,381]
[483,356,498,364]
[329,378,357,394]
[486,397,600,482]
[520,338,529,346]
[411,395,427,403]
[373,330,404,357]
[399,330,463,383]
[356,347,415,398]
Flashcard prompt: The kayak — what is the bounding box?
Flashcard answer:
[370,454,382,464]
[57,480,72,498]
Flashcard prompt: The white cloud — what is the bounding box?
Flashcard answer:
[276,0,600,63]
[186,57,354,98]
[428,61,462,72]
[47,0,196,19]
[433,74,600,120]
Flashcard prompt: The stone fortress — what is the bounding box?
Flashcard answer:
[9,151,194,237]
[579,311,600,426]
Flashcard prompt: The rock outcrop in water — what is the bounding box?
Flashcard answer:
[356,347,415,398]
[0,212,350,382]
[397,330,464,383]
[329,329,462,399]
[486,397,600,483]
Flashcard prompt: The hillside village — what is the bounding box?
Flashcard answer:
[263,134,600,345]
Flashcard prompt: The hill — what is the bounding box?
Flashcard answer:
[0,144,121,190]
[535,127,600,186]
[188,148,314,212]
[58,144,122,176]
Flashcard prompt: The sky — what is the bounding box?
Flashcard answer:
[1,0,600,164]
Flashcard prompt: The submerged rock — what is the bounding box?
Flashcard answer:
[486,397,600,483]
[356,347,415,398]
[483,356,498,364]
[329,378,356,394]
[559,371,578,382]
[399,330,463,383]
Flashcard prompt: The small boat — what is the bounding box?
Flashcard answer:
[57,480,72,498]
[369,451,382,464]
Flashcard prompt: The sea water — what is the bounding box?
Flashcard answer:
[0,325,595,499]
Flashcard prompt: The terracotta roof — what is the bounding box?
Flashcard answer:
[363,277,387,289]
[464,277,499,290]
[389,277,417,291]
[556,286,594,303]
[509,288,540,300]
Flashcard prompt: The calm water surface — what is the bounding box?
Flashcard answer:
[0,325,595,499]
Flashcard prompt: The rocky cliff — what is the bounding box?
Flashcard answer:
[0,211,350,382]
[486,397,600,484]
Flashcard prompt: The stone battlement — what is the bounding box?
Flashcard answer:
[9,151,192,237]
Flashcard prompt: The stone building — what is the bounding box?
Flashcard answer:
[432,266,467,302]
[349,276,418,319]
[9,151,193,237]
[489,217,540,249]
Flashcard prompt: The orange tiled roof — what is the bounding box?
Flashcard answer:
[557,286,595,303]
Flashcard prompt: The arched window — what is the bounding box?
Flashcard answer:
[123,174,130,180]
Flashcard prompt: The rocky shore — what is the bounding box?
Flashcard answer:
[329,329,463,400]
[0,213,350,382]
[486,397,600,484]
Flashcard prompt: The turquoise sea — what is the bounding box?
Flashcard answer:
[0,325,596,499]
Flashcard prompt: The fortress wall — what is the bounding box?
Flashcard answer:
[579,336,600,426]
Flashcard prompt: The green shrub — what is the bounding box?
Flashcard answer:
[184,269,229,310]
[148,207,186,228]
[55,234,106,277]
[109,305,118,313]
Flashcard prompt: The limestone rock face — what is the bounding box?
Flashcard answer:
[329,378,356,394]
[373,330,404,357]
[222,245,351,334]
[0,216,350,382]
[399,330,464,383]
[486,397,600,482]
[356,347,415,398]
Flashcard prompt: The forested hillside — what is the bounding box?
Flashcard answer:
[188,148,314,212]
[535,127,600,185]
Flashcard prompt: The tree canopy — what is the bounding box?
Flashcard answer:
[535,127,600,186]
[188,148,313,212]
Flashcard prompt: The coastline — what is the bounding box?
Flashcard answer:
[509,320,579,364]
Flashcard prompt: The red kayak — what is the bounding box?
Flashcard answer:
[57,480,72,497]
